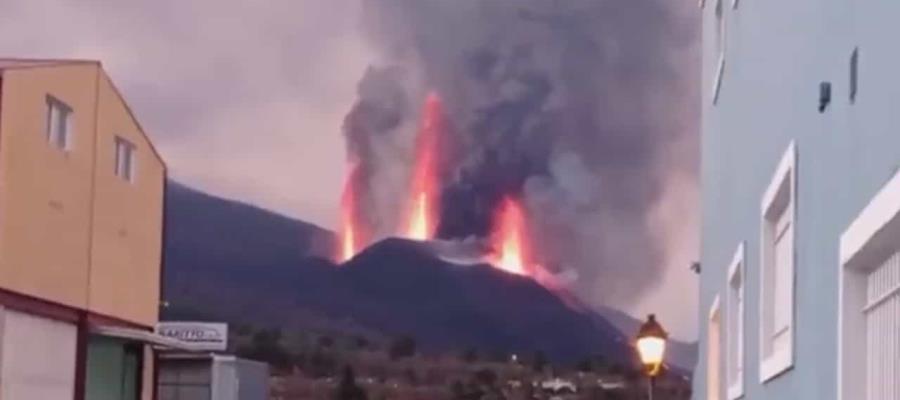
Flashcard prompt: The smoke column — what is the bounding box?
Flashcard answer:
[343,1,699,312]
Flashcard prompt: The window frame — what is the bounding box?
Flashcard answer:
[45,95,73,151]
[838,169,900,400]
[114,136,137,183]
[707,295,723,400]
[758,141,797,383]
[712,0,727,104]
[726,243,745,399]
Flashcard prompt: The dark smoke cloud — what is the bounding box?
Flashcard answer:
[342,66,409,235]
[345,0,699,309]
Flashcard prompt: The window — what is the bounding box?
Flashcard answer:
[838,169,900,400]
[115,137,136,183]
[707,296,722,400]
[158,360,211,400]
[759,141,796,382]
[726,243,745,399]
[85,338,141,400]
[46,95,72,151]
[712,0,727,104]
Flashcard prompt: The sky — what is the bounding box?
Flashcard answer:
[0,0,699,340]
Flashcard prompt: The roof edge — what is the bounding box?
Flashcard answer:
[95,68,167,170]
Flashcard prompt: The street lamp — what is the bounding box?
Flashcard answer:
[635,314,668,400]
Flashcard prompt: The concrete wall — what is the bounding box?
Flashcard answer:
[695,1,900,400]
[0,63,99,309]
[88,71,165,327]
[0,63,165,327]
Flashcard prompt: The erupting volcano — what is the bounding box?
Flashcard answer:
[402,92,443,241]
[490,197,533,276]
[337,91,545,282]
[337,164,367,262]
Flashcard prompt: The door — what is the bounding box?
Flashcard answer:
[85,337,142,400]
[0,308,78,399]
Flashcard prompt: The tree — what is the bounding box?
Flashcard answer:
[450,380,465,399]
[333,366,368,400]
[388,336,416,360]
[318,334,335,349]
[308,349,338,378]
[353,336,370,350]
[460,348,478,363]
[576,357,593,373]
[237,328,292,372]
[404,368,419,385]
[473,368,498,387]
[531,351,547,373]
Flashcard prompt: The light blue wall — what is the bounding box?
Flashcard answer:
[695,0,900,399]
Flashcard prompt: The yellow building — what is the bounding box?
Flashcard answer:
[0,58,178,400]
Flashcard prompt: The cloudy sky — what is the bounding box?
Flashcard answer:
[1,0,369,228]
[0,0,699,340]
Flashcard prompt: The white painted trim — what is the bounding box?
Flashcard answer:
[728,382,744,400]
[710,294,721,321]
[712,52,726,105]
[759,349,793,382]
[728,242,745,283]
[708,294,722,400]
[726,243,745,400]
[760,141,797,214]
[840,170,900,269]
[758,141,797,384]
[837,169,900,400]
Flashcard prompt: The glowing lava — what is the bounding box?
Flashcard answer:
[403,92,443,240]
[490,198,532,275]
[337,164,366,262]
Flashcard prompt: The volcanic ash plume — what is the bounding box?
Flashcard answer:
[341,0,699,308]
[336,66,410,262]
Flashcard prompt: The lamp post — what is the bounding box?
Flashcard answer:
[635,314,668,400]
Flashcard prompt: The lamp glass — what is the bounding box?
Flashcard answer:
[636,336,666,365]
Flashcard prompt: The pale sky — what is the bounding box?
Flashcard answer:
[0,0,698,340]
[1,0,371,229]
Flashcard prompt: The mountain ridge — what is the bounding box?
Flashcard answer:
[162,181,692,368]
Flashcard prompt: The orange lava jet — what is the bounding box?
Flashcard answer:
[337,164,366,263]
[403,92,443,240]
[490,198,533,275]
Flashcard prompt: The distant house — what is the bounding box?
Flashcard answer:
[695,1,900,400]
[0,58,182,399]
[539,377,578,394]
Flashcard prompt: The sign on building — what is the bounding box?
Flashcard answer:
[156,322,228,351]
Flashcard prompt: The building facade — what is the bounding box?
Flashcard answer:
[696,1,900,400]
[0,59,167,400]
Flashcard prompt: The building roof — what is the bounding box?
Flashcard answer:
[0,58,98,71]
[0,57,166,169]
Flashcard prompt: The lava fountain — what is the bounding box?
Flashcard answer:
[403,92,443,240]
[490,197,533,275]
[337,164,366,262]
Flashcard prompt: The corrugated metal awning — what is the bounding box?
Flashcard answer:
[91,325,207,352]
